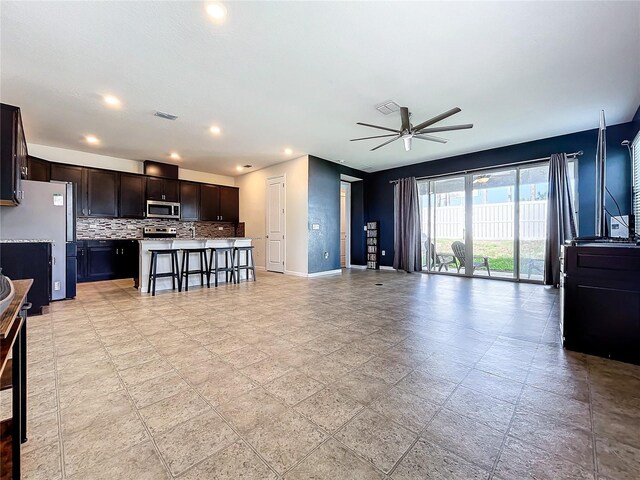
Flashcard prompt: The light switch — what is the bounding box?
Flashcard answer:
[363,226,367,231]
[312,224,320,230]
[381,250,386,256]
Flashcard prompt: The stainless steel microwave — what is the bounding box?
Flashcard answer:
[146,200,180,219]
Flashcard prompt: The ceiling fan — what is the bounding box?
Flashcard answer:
[351,106,473,152]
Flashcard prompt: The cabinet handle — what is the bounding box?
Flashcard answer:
[88,209,91,215]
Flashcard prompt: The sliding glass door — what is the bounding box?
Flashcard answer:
[472,169,516,279]
[419,177,466,274]
[418,160,575,282]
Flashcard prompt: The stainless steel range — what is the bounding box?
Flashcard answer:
[143,227,177,239]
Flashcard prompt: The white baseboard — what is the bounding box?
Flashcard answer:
[255,265,266,271]
[380,266,396,271]
[349,265,367,270]
[284,270,308,277]
[307,269,342,278]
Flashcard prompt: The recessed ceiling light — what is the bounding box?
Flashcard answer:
[209,125,222,135]
[206,2,227,22]
[284,148,293,155]
[236,166,244,172]
[170,152,180,160]
[102,95,121,108]
[85,135,99,145]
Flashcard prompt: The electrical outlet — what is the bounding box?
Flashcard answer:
[324,252,329,259]
[381,250,386,256]
[312,224,320,230]
[89,224,98,229]
[218,227,223,230]
[54,281,61,291]
[127,225,137,230]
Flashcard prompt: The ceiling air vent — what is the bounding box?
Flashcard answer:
[154,111,178,121]
[375,101,400,115]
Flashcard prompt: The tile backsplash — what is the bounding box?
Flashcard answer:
[77,218,244,240]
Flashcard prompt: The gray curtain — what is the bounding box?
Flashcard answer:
[393,177,422,272]
[544,153,577,286]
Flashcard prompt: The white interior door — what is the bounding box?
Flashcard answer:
[266,176,285,273]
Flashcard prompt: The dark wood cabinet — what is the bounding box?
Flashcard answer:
[199,184,239,222]
[27,156,51,182]
[219,186,239,223]
[147,177,179,202]
[117,240,139,279]
[78,240,138,282]
[180,181,200,220]
[85,240,118,281]
[200,184,221,221]
[86,168,118,217]
[0,242,52,315]
[562,244,640,365]
[119,173,146,218]
[51,163,86,216]
[0,103,27,205]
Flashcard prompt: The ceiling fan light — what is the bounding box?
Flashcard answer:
[403,137,412,151]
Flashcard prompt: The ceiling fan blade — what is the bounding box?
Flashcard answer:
[400,107,411,131]
[414,134,448,144]
[350,134,398,142]
[370,135,401,151]
[416,123,473,134]
[411,107,462,132]
[356,122,400,133]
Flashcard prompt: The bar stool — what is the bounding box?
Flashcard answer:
[207,247,235,287]
[147,249,181,296]
[180,248,209,291]
[233,246,256,283]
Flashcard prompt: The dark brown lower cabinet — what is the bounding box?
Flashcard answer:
[78,240,139,283]
[561,244,640,365]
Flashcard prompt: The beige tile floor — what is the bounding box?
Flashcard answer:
[4,270,640,479]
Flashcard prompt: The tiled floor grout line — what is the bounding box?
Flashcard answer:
[88,306,176,480]
[27,272,625,480]
[51,313,68,479]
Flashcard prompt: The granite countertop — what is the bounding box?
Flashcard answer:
[138,237,252,241]
[0,239,55,243]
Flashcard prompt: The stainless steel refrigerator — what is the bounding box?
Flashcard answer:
[0,180,76,300]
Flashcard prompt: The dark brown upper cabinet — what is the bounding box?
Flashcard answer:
[180,181,200,221]
[0,103,27,205]
[86,168,118,217]
[147,177,179,202]
[199,184,221,221]
[219,186,239,223]
[119,173,146,218]
[199,184,239,222]
[27,156,51,182]
[50,163,86,215]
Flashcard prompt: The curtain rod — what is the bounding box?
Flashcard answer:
[389,150,583,184]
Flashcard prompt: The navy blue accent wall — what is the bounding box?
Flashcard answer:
[349,180,366,266]
[307,156,369,273]
[366,120,640,267]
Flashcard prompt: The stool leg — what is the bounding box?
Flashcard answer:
[207,249,213,288]
[181,251,187,290]
[185,252,190,291]
[148,251,155,295]
[250,250,256,281]
[151,252,158,296]
[175,252,182,292]
[215,250,220,287]
[200,251,205,287]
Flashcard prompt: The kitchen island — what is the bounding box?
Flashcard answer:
[138,237,252,293]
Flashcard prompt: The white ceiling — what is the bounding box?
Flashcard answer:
[2,1,639,176]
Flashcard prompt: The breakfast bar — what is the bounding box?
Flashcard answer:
[138,237,253,293]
